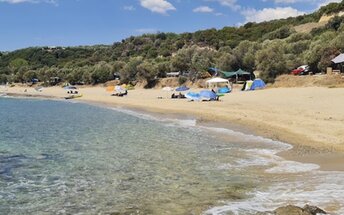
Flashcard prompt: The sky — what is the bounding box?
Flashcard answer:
[0,0,342,51]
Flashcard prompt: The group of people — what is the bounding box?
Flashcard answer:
[171,92,186,99]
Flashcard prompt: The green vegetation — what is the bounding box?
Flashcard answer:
[1,1,344,86]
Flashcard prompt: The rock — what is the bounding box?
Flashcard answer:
[274,205,312,215]
[262,205,328,215]
[303,204,327,214]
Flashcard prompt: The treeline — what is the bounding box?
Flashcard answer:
[0,1,344,86]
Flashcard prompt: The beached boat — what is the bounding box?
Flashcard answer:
[64,94,83,100]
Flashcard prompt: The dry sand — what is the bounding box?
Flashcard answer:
[3,85,344,171]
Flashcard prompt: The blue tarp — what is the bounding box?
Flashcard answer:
[250,79,266,90]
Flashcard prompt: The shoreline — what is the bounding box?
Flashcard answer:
[2,85,344,171]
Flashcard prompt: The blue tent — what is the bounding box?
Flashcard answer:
[200,90,217,100]
[218,87,231,94]
[250,79,266,90]
[185,92,201,101]
[175,86,190,91]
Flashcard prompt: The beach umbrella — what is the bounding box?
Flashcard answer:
[200,90,217,100]
[175,86,190,92]
[115,85,124,92]
[106,86,115,92]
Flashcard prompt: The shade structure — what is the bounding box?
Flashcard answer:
[175,86,190,91]
[199,90,217,100]
[206,77,230,89]
[235,69,251,76]
[220,69,251,78]
[332,53,344,64]
[206,77,229,84]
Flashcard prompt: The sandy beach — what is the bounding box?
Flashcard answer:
[3,85,344,171]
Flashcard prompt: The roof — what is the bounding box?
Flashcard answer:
[332,53,344,64]
[206,77,229,83]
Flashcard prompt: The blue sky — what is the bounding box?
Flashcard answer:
[0,0,341,51]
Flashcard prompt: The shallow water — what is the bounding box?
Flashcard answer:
[0,97,343,215]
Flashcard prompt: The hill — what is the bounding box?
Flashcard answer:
[0,1,344,86]
[294,11,344,33]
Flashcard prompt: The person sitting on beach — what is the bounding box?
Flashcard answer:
[178,92,186,99]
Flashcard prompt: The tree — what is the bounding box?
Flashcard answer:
[256,40,288,83]
[216,53,237,71]
[23,70,37,82]
[90,61,113,84]
[136,60,158,84]
[120,57,143,83]
[0,74,8,84]
[9,58,29,72]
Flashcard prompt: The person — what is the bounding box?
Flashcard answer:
[211,89,216,94]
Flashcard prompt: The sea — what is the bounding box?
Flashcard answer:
[0,97,343,215]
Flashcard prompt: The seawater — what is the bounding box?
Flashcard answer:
[0,97,343,215]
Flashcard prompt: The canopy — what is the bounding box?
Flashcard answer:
[206,77,229,84]
[332,53,344,64]
[220,69,251,78]
[206,77,230,89]
[220,71,237,78]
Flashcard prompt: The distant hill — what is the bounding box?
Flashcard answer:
[1,1,344,86]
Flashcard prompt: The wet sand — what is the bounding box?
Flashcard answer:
[2,85,344,171]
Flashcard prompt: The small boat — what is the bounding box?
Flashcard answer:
[64,94,83,100]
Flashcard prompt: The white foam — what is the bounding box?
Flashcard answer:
[266,161,319,173]
[205,172,344,215]
[201,126,292,152]
[109,106,342,214]
[110,107,197,128]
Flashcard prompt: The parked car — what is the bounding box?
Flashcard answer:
[291,65,310,75]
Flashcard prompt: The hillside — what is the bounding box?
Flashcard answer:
[0,1,344,86]
[272,74,344,88]
[294,11,344,33]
